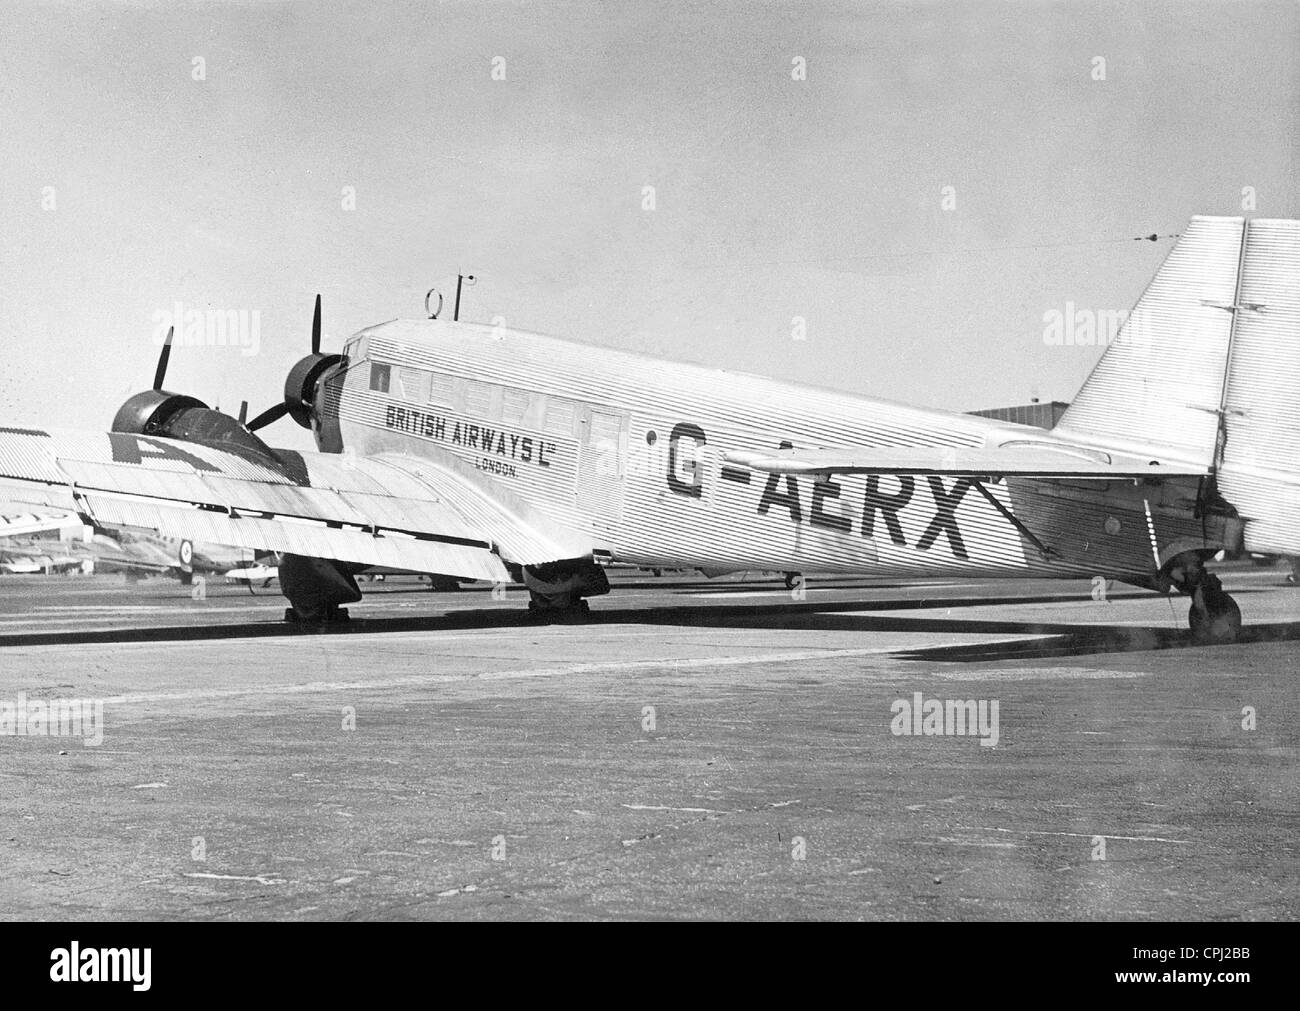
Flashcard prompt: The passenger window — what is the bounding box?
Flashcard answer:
[502,390,530,426]
[398,368,428,402]
[369,363,391,393]
[429,373,455,406]
[544,398,574,436]
[465,381,492,417]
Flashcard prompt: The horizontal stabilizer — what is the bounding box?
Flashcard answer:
[724,440,1206,479]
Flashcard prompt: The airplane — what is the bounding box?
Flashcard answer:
[0,214,1294,644]
[0,509,86,540]
[0,506,458,592]
[85,527,254,583]
[0,554,50,575]
[224,562,278,588]
[0,508,257,583]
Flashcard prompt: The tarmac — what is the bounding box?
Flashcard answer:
[0,565,1296,920]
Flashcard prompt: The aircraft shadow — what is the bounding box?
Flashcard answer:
[605,594,1300,662]
[336,578,929,596]
[4,589,1299,662]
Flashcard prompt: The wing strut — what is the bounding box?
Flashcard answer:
[969,480,1057,561]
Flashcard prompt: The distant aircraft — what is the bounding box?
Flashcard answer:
[225,562,278,588]
[0,509,255,582]
[0,510,85,540]
[0,215,1295,643]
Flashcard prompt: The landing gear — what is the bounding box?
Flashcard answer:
[526,592,591,622]
[519,558,608,621]
[278,553,362,626]
[1169,553,1242,645]
[284,605,350,625]
[1188,574,1241,645]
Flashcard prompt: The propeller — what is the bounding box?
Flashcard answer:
[125,297,337,437]
[112,324,207,435]
[310,292,321,355]
[152,326,175,390]
[246,400,289,432]
[243,294,339,433]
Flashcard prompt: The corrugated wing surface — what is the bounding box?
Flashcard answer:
[0,427,587,580]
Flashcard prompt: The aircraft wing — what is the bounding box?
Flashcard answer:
[0,427,591,583]
[723,439,1208,479]
[83,549,173,576]
[0,508,82,538]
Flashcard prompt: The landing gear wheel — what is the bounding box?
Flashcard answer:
[554,599,591,623]
[283,605,350,625]
[526,594,591,622]
[1189,588,1241,645]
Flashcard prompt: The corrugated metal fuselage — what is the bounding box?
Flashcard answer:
[321,319,1222,580]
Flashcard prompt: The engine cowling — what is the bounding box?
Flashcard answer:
[111,390,208,436]
[284,352,342,428]
[113,390,290,464]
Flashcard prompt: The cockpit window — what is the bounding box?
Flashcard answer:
[369,362,391,393]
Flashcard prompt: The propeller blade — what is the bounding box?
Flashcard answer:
[245,401,290,432]
[152,326,175,390]
[237,401,248,425]
[311,293,321,355]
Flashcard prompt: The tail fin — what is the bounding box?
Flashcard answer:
[1054,215,1245,464]
[1217,218,1300,554]
[1057,215,1300,555]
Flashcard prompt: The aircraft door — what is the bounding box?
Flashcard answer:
[577,407,627,532]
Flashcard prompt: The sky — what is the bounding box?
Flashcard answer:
[1,0,1296,450]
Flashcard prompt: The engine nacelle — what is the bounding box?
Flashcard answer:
[111,390,208,436]
[113,392,289,464]
[285,353,342,428]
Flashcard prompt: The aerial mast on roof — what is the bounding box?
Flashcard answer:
[453,273,476,321]
[425,273,477,320]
